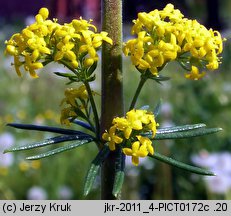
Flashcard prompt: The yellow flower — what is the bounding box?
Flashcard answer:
[102,109,158,151]
[123,141,149,166]
[19,161,30,172]
[27,35,51,55]
[124,3,224,79]
[102,126,123,151]
[113,110,144,139]
[39,7,49,20]
[59,85,93,125]
[5,44,17,55]
[60,107,77,126]
[113,117,133,139]
[5,7,113,77]
[19,161,41,171]
[59,84,98,126]
[124,31,153,72]
[185,66,206,80]
[137,135,154,155]
[111,109,158,139]
[79,31,97,57]
[61,85,88,107]
[24,55,43,78]
[206,60,219,70]
[83,58,97,68]
[72,18,97,32]
[122,135,154,166]
[159,3,184,22]
[145,113,159,138]
[31,160,41,170]
[55,41,76,62]
[92,31,113,47]
[13,55,23,77]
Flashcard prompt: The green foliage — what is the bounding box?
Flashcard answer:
[1,2,231,199]
[84,146,110,196]
[152,125,222,140]
[112,149,125,197]
[149,152,214,176]
[26,140,92,160]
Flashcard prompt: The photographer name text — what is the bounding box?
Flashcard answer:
[2,202,71,213]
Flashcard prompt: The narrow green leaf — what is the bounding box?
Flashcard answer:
[152,75,170,82]
[84,164,100,196]
[149,152,215,176]
[54,72,80,83]
[86,74,96,82]
[74,107,88,120]
[143,124,222,140]
[113,171,125,197]
[153,99,162,117]
[26,139,92,160]
[66,80,76,85]
[157,124,207,134]
[113,149,125,197]
[71,119,94,132]
[87,61,97,76]
[142,123,206,138]
[4,135,93,153]
[7,123,85,135]
[54,72,77,79]
[145,69,170,82]
[178,60,190,71]
[154,127,222,140]
[147,74,170,84]
[84,146,110,196]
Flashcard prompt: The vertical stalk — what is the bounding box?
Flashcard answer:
[83,81,100,141]
[129,76,147,110]
[101,0,124,199]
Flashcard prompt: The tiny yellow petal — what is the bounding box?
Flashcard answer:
[132,156,139,166]
[123,148,133,156]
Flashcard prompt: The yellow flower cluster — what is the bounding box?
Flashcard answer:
[123,3,224,80]
[19,160,41,172]
[102,109,158,166]
[5,8,112,78]
[60,85,89,125]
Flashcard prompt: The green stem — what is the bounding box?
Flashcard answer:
[129,75,148,110]
[59,59,81,79]
[101,0,124,200]
[80,99,96,133]
[83,81,100,142]
[58,60,99,139]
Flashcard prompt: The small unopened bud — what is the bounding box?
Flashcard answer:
[84,58,94,68]
[39,8,49,20]
[6,45,17,55]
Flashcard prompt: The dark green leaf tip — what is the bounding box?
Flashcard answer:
[83,146,110,196]
[150,152,215,176]
[26,139,92,160]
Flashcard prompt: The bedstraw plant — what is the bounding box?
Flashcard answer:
[3,2,225,199]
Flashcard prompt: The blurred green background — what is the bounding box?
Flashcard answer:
[1,0,231,200]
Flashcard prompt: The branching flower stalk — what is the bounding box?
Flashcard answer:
[129,74,148,110]
[83,80,100,140]
[3,3,225,200]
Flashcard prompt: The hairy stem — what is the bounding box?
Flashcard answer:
[101,0,124,200]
